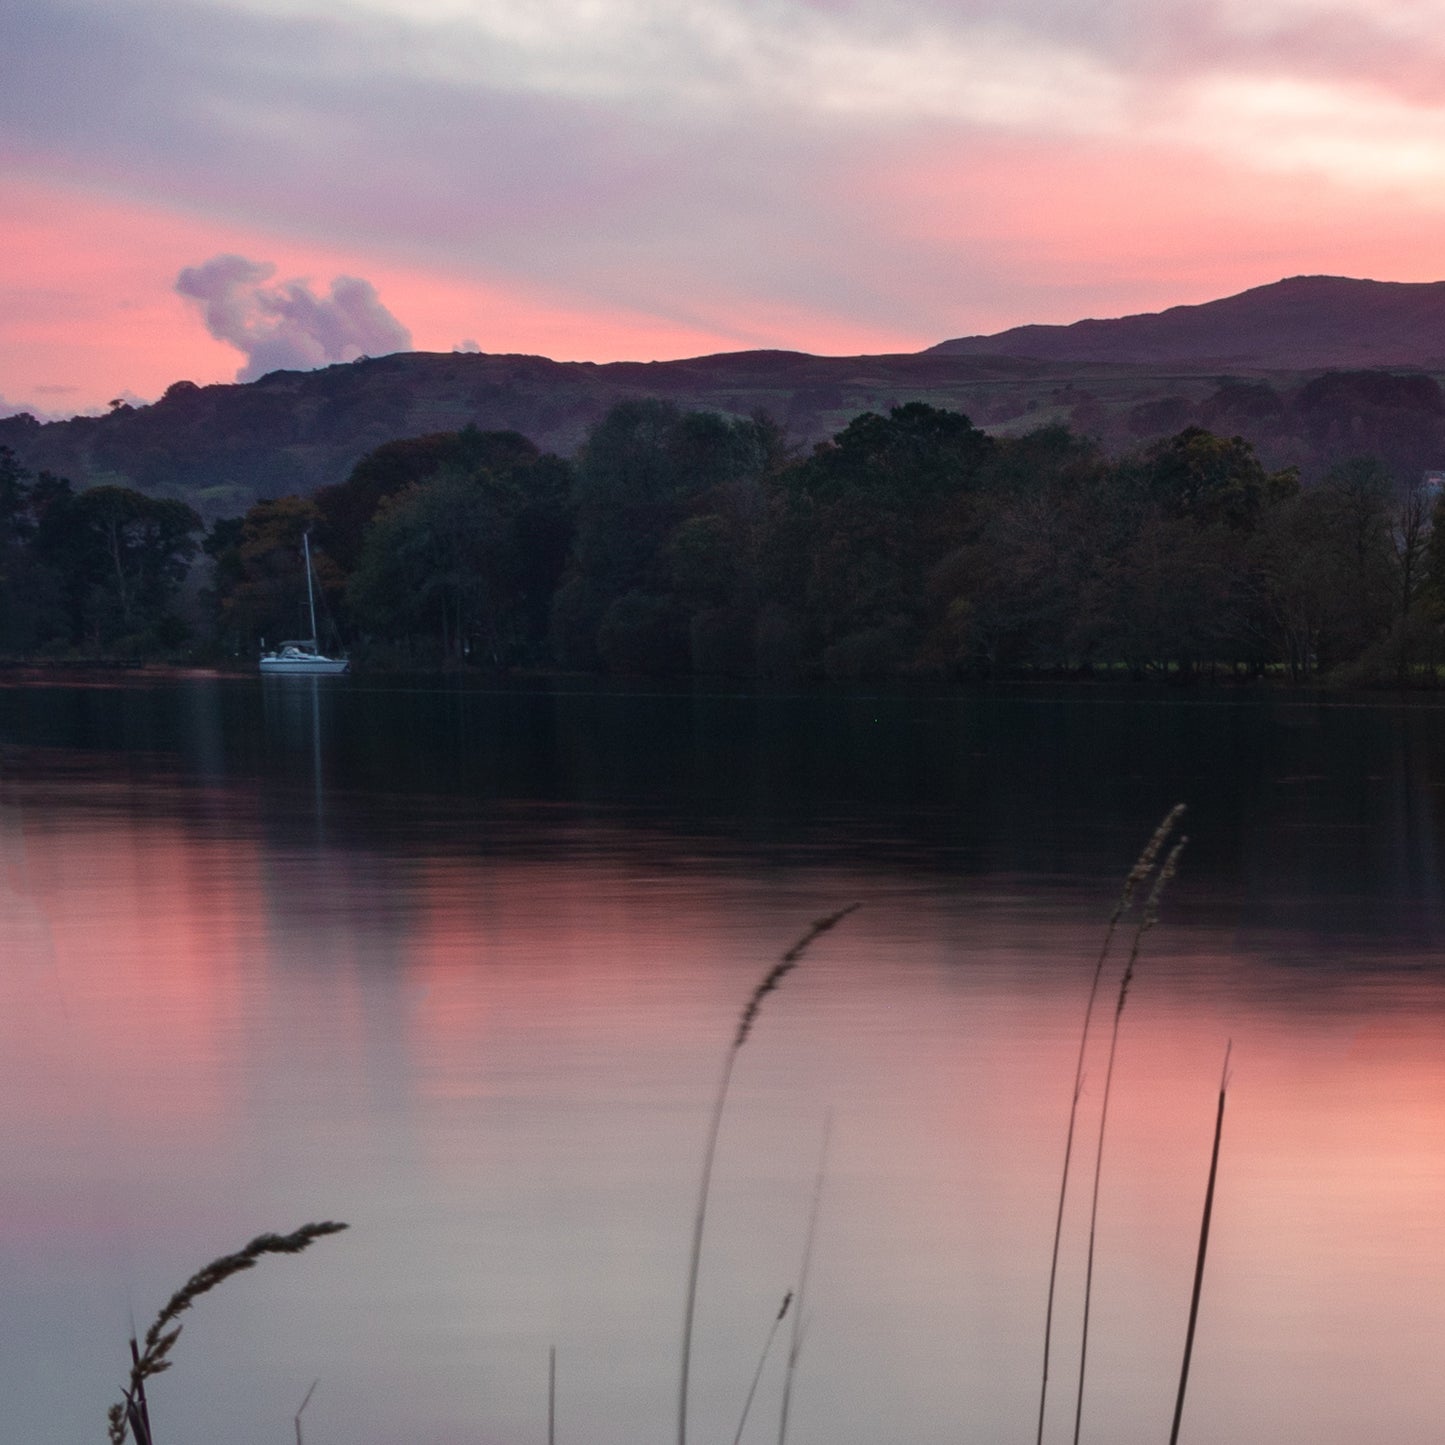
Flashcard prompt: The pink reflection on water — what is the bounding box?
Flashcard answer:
[1,797,260,1139]
[2,784,1445,1445]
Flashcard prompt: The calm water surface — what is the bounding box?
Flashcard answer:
[2,676,1444,1445]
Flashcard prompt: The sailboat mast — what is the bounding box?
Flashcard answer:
[303,531,319,646]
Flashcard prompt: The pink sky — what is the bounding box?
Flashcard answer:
[5,0,1445,414]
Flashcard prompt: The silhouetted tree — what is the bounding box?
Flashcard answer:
[557,401,782,673]
[349,470,519,664]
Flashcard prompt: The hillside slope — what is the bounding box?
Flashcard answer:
[0,348,1132,517]
[929,276,1445,368]
[7,274,1445,518]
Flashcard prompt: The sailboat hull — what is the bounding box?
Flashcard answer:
[260,652,350,675]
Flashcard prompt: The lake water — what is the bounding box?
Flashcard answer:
[2,675,1444,1445]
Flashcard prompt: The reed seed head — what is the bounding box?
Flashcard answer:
[733,903,859,1049]
[1112,835,1187,1019]
[108,1222,349,1444]
[1119,804,1186,917]
[1143,838,1188,930]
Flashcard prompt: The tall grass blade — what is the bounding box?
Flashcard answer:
[1168,1042,1231,1445]
[1072,838,1187,1445]
[732,1292,792,1445]
[1036,806,1184,1445]
[677,905,858,1445]
[778,1111,832,1445]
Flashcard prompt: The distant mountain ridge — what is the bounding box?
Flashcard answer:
[0,348,1069,519]
[929,276,1445,368]
[5,274,1445,518]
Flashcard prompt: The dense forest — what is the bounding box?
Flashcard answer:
[3,373,1445,685]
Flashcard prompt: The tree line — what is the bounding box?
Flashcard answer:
[0,450,202,655]
[4,390,1445,683]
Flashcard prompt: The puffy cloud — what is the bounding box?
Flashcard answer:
[175,254,412,380]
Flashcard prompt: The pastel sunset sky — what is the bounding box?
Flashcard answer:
[5,0,1445,414]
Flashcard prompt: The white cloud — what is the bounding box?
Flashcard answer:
[1168,74,1445,190]
[176,254,413,380]
[192,0,1445,179]
[211,0,1127,130]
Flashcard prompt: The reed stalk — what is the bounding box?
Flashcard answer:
[293,1379,318,1445]
[1072,837,1186,1445]
[1168,1042,1231,1445]
[731,1292,792,1445]
[778,1111,832,1445]
[106,1222,349,1445]
[126,1338,152,1445]
[1036,806,1184,1445]
[676,904,859,1445]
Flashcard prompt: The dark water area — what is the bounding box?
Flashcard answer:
[2,675,1444,1445]
[8,673,1445,936]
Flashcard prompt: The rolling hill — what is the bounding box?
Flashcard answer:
[4,275,1445,519]
[929,275,1445,368]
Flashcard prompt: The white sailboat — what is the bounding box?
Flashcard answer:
[260,532,350,675]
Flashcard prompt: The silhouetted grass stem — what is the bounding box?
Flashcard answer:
[676,904,858,1445]
[548,1344,557,1445]
[1169,1043,1231,1445]
[778,1112,832,1445]
[1036,806,1184,1445]
[1072,837,1187,1445]
[293,1379,318,1445]
[732,1292,792,1445]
